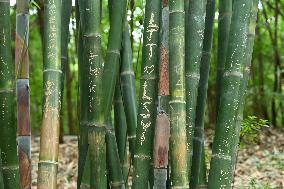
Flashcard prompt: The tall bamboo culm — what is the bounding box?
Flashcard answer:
[78,0,106,188]
[15,0,31,188]
[132,0,161,188]
[103,0,128,187]
[185,0,207,181]
[76,0,90,187]
[106,113,126,189]
[114,81,129,183]
[59,0,72,142]
[102,0,127,118]
[168,0,188,188]
[0,1,20,188]
[215,0,232,113]
[153,1,170,188]
[232,0,259,170]
[37,0,62,188]
[120,22,137,161]
[0,149,3,189]
[190,0,216,188]
[207,1,253,188]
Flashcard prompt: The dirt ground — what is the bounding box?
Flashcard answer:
[31,127,284,189]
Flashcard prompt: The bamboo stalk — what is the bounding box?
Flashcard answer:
[102,0,128,187]
[37,0,62,188]
[76,0,90,187]
[132,0,161,188]
[106,115,126,189]
[168,0,188,188]
[0,149,3,189]
[190,0,216,188]
[207,1,253,188]
[102,0,127,118]
[59,0,72,142]
[185,0,207,180]
[153,1,170,188]
[78,0,106,188]
[232,0,258,171]
[215,0,233,113]
[114,81,129,183]
[15,0,31,188]
[0,1,20,188]
[120,22,137,161]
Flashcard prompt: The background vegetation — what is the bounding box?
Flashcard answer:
[8,0,284,134]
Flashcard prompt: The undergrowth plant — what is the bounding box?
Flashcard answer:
[240,116,269,148]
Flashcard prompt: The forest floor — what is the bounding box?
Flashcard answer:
[31,127,284,189]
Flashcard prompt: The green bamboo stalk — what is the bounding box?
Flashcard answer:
[207,1,253,188]
[0,1,20,188]
[78,0,106,188]
[153,1,170,188]
[232,0,258,171]
[132,0,161,188]
[37,0,62,188]
[102,0,128,188]
[197,148,207,189]
[76,0,90,188]
[190,0,216,188]
[185,0,207,180]
[114,82,129,183]
[102,0,127,118]
[0,149,3,189]
[168,0,188,188]
[59,0,72,141]
[80,152,91,189]
[15,0,31,188]
[120,22,137,161]
[106,115,126,189]
[215,0,233,113]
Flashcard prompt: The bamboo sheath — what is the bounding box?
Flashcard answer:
[153,1,170,188]
[15,0,32,188]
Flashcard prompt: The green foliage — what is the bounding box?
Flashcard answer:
[247,177,272,189]
[240,116,269,147]
[30,0,40,9]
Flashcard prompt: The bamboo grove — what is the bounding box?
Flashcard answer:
[0,0,260,188]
